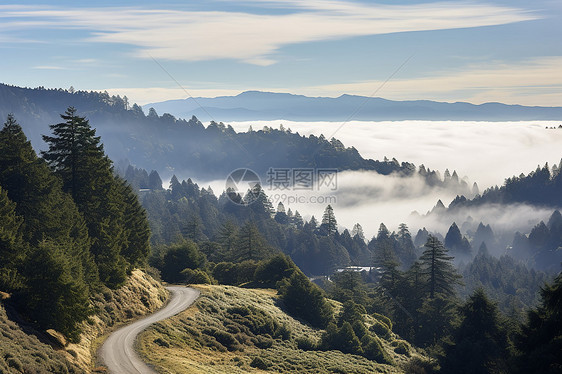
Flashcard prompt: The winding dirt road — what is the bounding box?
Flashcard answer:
[100,286,200,374]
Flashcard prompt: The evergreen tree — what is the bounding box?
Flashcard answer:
[351,223,365,242]
[20,240,91,343]
[42,108,149,287]
[396,223,416,269]
[41,107,105,202]
[274,202,289,224]
[420,235,462,298]
[416,294,459,348]
[148,170,163,190]
[320,205,337,235]
[372,223,401,292]
[0,115,97,287]
[515,271,562,373]
[236,221,270,261]
[445,222,471,255]
[118,177,151,270]
[441,288,510,374]
[0,186,25,291]
[217,220,238,255]
[293,211,304,229]
[278,271,333,328]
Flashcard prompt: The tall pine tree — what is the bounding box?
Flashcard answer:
[0,114,97,287]
[420,235,462,298]
[42,108,149,287]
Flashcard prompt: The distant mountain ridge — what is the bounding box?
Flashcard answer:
[145,90,562,122]
[0,83,421,180]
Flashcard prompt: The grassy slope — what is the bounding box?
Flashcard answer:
[139,285,419,374]
[0,302,84,374]
[0,269,169,373]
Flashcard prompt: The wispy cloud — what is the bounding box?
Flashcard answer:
[0,2,539,65]
[32,65,65,70]
[302,57,562,106]
[103,56,562,107]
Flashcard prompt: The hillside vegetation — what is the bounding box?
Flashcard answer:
[138,285,420,374]
[0,269,168,373]
[0,301,84,374]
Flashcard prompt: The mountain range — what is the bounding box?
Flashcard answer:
[145,91,562,122]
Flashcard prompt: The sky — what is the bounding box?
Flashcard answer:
[1,0,561,106]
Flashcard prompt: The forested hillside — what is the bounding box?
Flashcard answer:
[0,83,470,195]
[449,161,562,208]
[0,101,560,373]
[0,111,150,342]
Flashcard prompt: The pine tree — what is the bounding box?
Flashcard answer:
[396,223,416,268]
[148,170,163,190]
[441,288,510,373]
[420,235,463,298]
[236,221,269,261]
[515,271,562,373]
[320,205,337,235]
[351,223,365,242]
[42,107,106,202]
[217,220,238,255]
[21,240,91,343]
[0,186,25,291]
[117,177,151,270]
[0,115,97,287]
[293,211,304,229]
[279,271,333,328]
[42,108,149,287]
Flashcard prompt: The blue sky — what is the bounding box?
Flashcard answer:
[0,0,560,105]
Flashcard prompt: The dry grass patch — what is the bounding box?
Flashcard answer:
[139,285,409,373]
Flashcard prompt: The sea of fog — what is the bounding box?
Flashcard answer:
[193,120,562,239]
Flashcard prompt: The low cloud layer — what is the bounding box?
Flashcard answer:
[228,120,562,189]
[188,120,562,240]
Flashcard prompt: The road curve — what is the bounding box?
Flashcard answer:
[100,286,200,374]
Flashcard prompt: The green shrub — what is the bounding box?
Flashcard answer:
[253,254,297,287]
[361,334,393,365]
[394,340,410,356]
[226,305,278,337]
[236,260,260,284]
[250,357,271,370]
[352,319,368,339]
[296,337,318,351]
[320,322,363,355]
[161,240,205,283]
[6,357,23,371]
[212,261,258,285]
[278,272,333,328]
[402,356,438,374]
[338,300,366,326]
[181,268,213,284]
[154,337,170,348]
[373,312,392,330]
[203,328,239,351]
[212,262,238,285]
[369,320,391,339]
[255,335,274,349]
[274,323,291,340]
